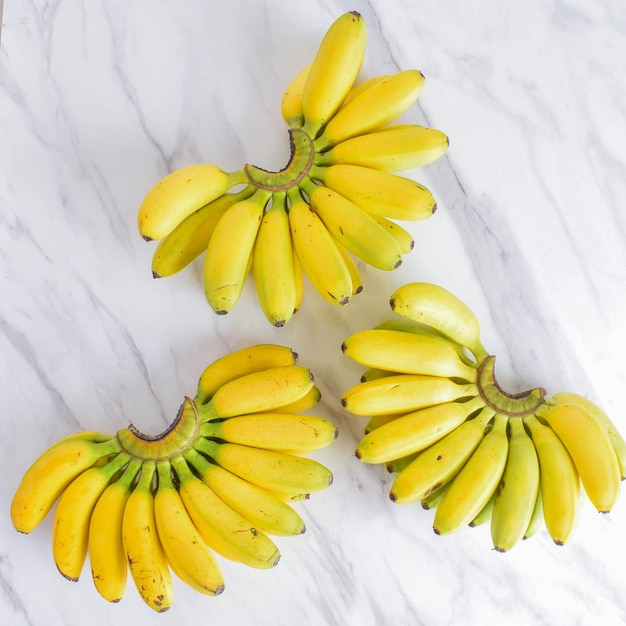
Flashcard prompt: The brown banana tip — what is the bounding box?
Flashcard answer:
[433,527,441,536]
[341,341,348,353]
[494,547,506,553]
[355,285,363,294]
[291,349,299,361]
[389,297,396,310]
[421,503,431,510]
[350,10,362,17]
[327,474,334,486]
[152,271,161,279]
[354,449,361,460]
[389,492,397,502]
[340,398,347,407]
[339,296,350,306]
[142,235,152,242]
[215,310,228,316]
[333,427,339,440]
[215,584,226,595]
[300,525,307,535]
[274,320,286,328]
[393,259,403,269]
[308,369,315,381]
[432,203,438,214]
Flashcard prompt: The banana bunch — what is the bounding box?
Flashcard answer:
[10,344,336,612]
[139,12,448,326]
[340,282,625,551]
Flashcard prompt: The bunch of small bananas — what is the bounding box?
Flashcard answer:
[341,282,625,551]
[139,11,448,326]
[10,345,336,612]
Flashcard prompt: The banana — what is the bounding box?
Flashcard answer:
[203,188,271,315]
[314,69,425,149]
[385,452,420,475]
[138,164,245,241]
[122,461,173,612]
[524,414,580,546]
[364,412,404,434]
[340,75,389,107]
[52,431,117,446]
[184,448,306,536]
[355,396,485,464]
[333,238,364,295]
[199,412,338,455]
[300,178,403,271]
[193,437,333,494]
[469,491,496,527]
[89,458,143,603]
[195,344,298,405]
[371,215,415,255]
[171,456,280,569]
[301,11,367,138]
[548,392,626,480]
[523,485,544,540]
[52,452,130,582]
[389,407,495,504]
[154,461,225,596]
[535,402,621,513]
[151,186,254,278]
[293,251,304,313]
[433,413,509,535]
[389,282,489,361]
[310,163,437,221]
[341,374,479,417]
[11,436,122,534]
[360,367,396,383]
[341,328,477,382]
[288,188,353,306]
[281,62,312,128]
[490,417,540,552]
[420,482,451,511]
[314,124,449,172]
[274,384,322,413]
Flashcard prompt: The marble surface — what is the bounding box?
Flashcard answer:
[2,0,626,624]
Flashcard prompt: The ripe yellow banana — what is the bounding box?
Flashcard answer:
[355,396,485,464]
[371,215,415,255]
[11,436,122,534]
[138,164,245,241]
[490,417,540,552]
[341,328,477,382]
[151,186,254,278]
[170,456,280,569]
[89,457,142,603]
[433,412,509,535]
[523,485,544,540]
[154,460,225,596]
[253,192,298,326]
[310,163,437,221]
[360,367,395,383]
[301,11,367,137]
[195,344,298,405]
[300,178,403,270]
[340,75,389,107]
[389,407,495,504]
[52,452,130,582]
[122,461,173,612]
[274,384,322,413]
[315,69,425,149]
[420,482,451,511]
[314,124,449,172]
[203,188,271,315]
[385,452,420,475]
[524,414,580,545]
[364,412,405,434]
[469,491,496,527]
[281,62,312,128]
[293,251,304,312]
[536,402,621,513]
[332,237,364,295]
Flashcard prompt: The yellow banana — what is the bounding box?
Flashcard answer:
[89,458,142,603]
[433,413,509,535]
[151,186,254,278]
[469,491,496,527]
[333,238,364,295]
[301,11,367,137]
[490,417,540,552]
[315,124,449,172]
[385,452,419,475]
[52,452,130,582]
[203,188,271,315]
[315,69,425,149]
[52,430,117,446]
[195,344,298,405]
[389,282,489,361]
[340,75,389,107]
[11,436,122,534]
[341,328,478,382]
[154,461,225,596]
[360,367,396,383]
[524,414,580,546]
[184,448,306,536]
[420,482,451,511]
[253,192,297,326]
[138,164,245,241]
[274,384,322,413]
[300,178,403,270]
[364,412,405,434]
[171,456,280,568]
[288,188,353,306]
[341,374,479,417]
[122,461,173,612]
[389,407,495,504]
[355,396,485,464]
[536,402,621,513]
[281,62,312,128]
[523,485,544,540]
[310,163,437,221]
[371,215,415,255]
[293,251,304,313]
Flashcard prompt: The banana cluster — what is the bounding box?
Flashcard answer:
[10,345,336,612]
[139,12,448,326]
[341,282,625,551]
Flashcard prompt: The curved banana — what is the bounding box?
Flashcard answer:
[340,75,389,107]
[11,436,122,534]
[171,456,280,569]
[523,485,544,540]
[360,367,395,383]
[203,188,271,315]
[469,491,496,527]
[333,237,364,295]
[138,164,245,241]
[122,461,173,612]
[274,384,322,413]
[364,412,405,434]
[154,461,225,595]
[433,413,509,535]
[281,62,312,128]
[371,215,415,255]
[195,344,298,405]
[301,11,367,137]
[420,482,451,511]
[490,417,540,552]
[293,251,304,313]
[385,452,419,475]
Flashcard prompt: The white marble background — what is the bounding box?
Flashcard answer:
[2,0,626,624]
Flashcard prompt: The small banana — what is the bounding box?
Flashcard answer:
[274,384,322,414]
[371,215,415,255]
[469,491,496,527]
[523,485,544,540]
[332,237,364,295]
[421,482,451,511]
[281,62,312,128]
[364,412,405,434]
[340,75,389,107]
[385,452,420,475]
